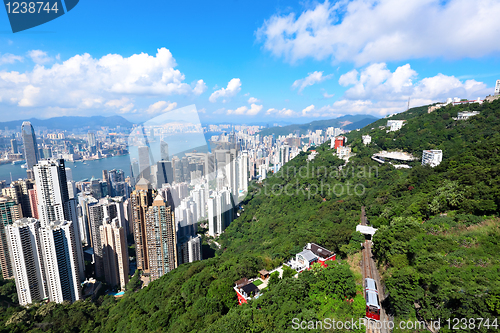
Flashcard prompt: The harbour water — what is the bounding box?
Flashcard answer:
[0,155,132,183]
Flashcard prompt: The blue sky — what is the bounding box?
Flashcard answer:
[1,0,499,124]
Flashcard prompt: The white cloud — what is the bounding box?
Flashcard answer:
[198,108,206,113]
[257,0,500,65]
[146,101,177,115]
[292,71,333,93]
[227,103,263,116]
[266,108,297,117]
[0,53,23,65]
[321,89,334,98]
[105,97,134,113]
[193,79,207,95]
[248,97,260,104]
[306,63,492,118]
[0,48,205,117]
[209,78,241,103]
[302,105,315,116]
[28,50,52,64]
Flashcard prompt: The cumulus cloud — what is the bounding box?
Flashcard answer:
[105,97,134,113]
[248,97,260,104]
[302,105,315,116]
[266,108,297,117]
[0,53,23,65]
[227,103,263,116]
[307,63,492,118]
[257,0,500,65]
[0,48,206,116]
[145,101,177,115]
[209,78,241,103]
[292,71,333,93]
[28,50,52,64]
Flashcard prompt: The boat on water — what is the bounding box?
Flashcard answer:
[20,164,27,169]
[12,160,24,165]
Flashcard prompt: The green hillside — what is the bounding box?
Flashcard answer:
[258,114,378,137]
[1,100,500,332]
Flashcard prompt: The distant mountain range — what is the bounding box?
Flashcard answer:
[0,116,134,131]
[258,114,379,137]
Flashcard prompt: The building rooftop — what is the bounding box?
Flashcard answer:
[307,243,333,259]
[241,283,259,296]
[297,249,318,263]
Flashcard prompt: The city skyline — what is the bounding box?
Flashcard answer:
[0,1,499,124]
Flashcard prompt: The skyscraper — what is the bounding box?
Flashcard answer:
[130,178,154,272]
[145,195,177,281]
[208,189,233,237]
[39,220,82,303]
[87,131,97,147]
[7,218,82,305]
[100,219,129,290]
[33,159,84,280]
[0,196,22,279]
[88,197,126,278]
[21,121,39,170]
[495,79,500,96]
[6,218,46,306]
[160,140,169,161]
[10,139,18,154]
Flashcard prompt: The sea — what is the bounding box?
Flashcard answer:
[0,155,132,183]
[0,132,221,184]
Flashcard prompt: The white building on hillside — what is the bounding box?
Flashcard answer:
[422,150,443,167]
[455,111,480,120]
[386,120,405,132]
[362,135,371,145]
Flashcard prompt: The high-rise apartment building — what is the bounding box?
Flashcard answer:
[145,195,177,281]
[100,219,129,290]
[130,178,154,272]
[179,235,201,265]
[7,218,82,305]
[0,196,22,279]
[33,159,84,280]
[39,220,82,303]
[208,189,233,237]
[21,121,39,170]
[6,218,46,306]
[88,197,126,278]
[2,179,35,218]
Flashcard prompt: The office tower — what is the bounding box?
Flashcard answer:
[0,196,22,279]
[6,218,46,306]
[156,161,174,188]
[102,170,111,198]
[179,235,202,265]
[100,219,129,290]
[138,146,151,179]
[145,195,177,281]
[160,140,169,161]
[88,197,126,278]
[87,131,97,147]
[28,187,38,219]
[130,178,154,272]
[39,220,82,303]
[33,159,84,280]
[21,121,40,170]
[10,139,18,154]
[65,167,73,182]
[495,80,500,96]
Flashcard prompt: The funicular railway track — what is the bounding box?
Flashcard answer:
[360,207,387,333]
